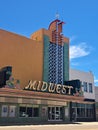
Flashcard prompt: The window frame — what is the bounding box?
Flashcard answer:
[89,83,93,93]
[19,105,39,118]
[83,82,88,92]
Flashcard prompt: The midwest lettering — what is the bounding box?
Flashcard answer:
[24,80,73,95]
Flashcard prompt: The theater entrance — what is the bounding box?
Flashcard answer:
[48,106,63,121]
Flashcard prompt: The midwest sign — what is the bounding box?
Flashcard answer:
[24,80,73,95]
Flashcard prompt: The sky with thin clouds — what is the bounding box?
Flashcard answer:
[70,42,90,59]
[0,0,98,85]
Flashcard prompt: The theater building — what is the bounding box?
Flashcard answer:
[95,86,98,121]
[0,19,96,124]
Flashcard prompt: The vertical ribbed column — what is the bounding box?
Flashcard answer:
[64,43,69,81]
[48,43,57,83]
[58,44,64,84]
[48,43,54,83]
[43,35,50,82]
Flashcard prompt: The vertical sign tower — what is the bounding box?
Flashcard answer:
[48,18,65,84]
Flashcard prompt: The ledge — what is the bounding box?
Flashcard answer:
[0,88,84,102]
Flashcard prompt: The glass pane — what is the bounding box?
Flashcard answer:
[9,106,16,117]
[81,108,85,117]
[19,107,27,117]
[48,107,51,120]
[81,104,85,108]
[1,105,8,117]
[77,108,81,117]
[27,107,32,117]
[56,107,59,111]
[60,107,63,119]
[89,83,93,93]
[33,108,39,117]
[52,107,55,120]
[72,102,76,107]
[83,82,88,92]
[77,103,81,107]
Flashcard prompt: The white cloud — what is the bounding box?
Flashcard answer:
[70,42,90,59]
[94,80,98,86]
[69,35,77,43]
[94,77,98,86]
[95,79,98,83]
[71,62,79,66]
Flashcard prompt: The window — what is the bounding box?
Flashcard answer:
[48,107,63,121]
[27,107,32,117]
[19,106,27,117]
[19,105,39,118]
[86,104,94,117]
[89,83,93,93]
[83,82,88,92]
[72,103,94,118]
[1,105,8,117]
[9,105,16,117]
[33,107,39,117]
[1,105,16,117]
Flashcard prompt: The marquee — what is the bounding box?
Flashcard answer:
[24,80,73,95]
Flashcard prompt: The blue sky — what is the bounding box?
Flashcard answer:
[0,0,98,85]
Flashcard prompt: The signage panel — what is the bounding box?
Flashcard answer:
[24,80,73,95]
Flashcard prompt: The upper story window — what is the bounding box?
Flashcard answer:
[83,82,88,92]
[89,83,93,93]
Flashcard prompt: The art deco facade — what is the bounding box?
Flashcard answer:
[0,19,96,124]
